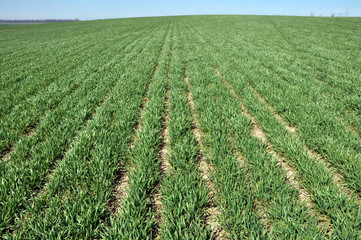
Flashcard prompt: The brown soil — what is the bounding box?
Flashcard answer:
[185,74,226,239]
[1,147,13,163]
[129,97,149,149]
[22,122,39,137]
[109,168,130,215]
[159,84,172,173]
[348,124,360,136]
[152,79,172,232]
[151,43,174,238]
[0,29,16,32]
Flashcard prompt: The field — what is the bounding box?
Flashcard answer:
[1,15,361,239]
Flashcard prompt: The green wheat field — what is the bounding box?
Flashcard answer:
[1,15,361,239]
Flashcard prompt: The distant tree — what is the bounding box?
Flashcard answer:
[331,13,335,17]
[310,12,314,17]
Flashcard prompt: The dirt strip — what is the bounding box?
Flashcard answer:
[185,73,225,239]
[0,29,16,32]
[22,121,39,137]
[109,166,130,216]
[247,82,361,203]
[216,68,332,232]
[0,147,13,163]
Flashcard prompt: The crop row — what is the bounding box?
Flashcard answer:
[103,22,173,239]
[0,24,159,155]
[2,22,168,238]
[186,17,361,196]
[1,16,360,239]
[181,21,331,239]
[157,22,210,239]
[182,17,361,238]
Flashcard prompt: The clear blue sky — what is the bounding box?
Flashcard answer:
[1,0,360,20]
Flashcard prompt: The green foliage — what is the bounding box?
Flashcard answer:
[1,15,360,239]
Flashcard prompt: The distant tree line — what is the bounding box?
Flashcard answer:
[310,10,350,17]
[0,19,79,23]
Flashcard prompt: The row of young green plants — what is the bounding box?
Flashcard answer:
[156,22,210,239]
[4,22,170,239]
[266,16,361,95]
[218,59,361,239]
[183,22,268,239]
[182,22,327,239]
[0,20,125,90]
[1,24,152,233]
[0,23,155,158]
[1,22,166,237]
[189,19,361,196]
[184,20,361,238]
[1,39,92,116]
[255,16,360,93]
[0,23,152,154]
[0,30,101,101]
[188,16,361,137]
[241,18,361,139]
[248,16,361,136]
[0,24,113,107]
[102,22,174,239]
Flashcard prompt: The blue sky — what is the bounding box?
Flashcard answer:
[1,0,360,20]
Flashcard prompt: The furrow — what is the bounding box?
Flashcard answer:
[151,27,174,239]
[109,168,130,216]
[151,80,172,239]
[345,121,361,144]
[0,29,16,32]
[184,74,225,239]
[0,147,12,163]
[217,68,332,232]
